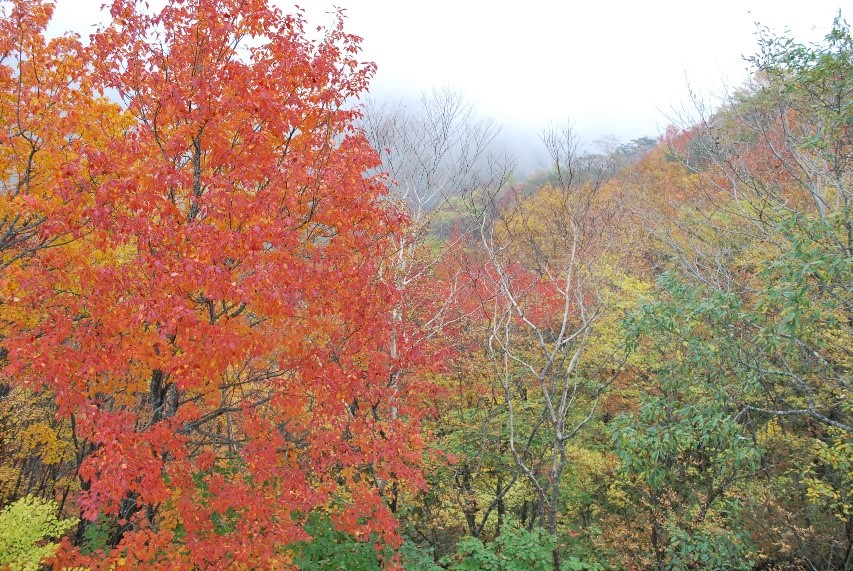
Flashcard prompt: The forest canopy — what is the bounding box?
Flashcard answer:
[0,1,850,570]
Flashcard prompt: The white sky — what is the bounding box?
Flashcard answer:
[48,0,846,157]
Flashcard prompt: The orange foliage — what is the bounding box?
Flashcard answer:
[1,1,428,568]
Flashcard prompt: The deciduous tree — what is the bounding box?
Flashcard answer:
[2,0,425,568]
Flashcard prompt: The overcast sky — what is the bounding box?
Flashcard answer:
[49,0,846,163]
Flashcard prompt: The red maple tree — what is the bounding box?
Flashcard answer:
[2,0,427,567]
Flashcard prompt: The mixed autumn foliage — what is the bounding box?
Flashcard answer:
[0,1,850,570]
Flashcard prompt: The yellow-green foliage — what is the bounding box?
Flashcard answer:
[804,431,853,523]
[0,387,76,506]
[584,262,652,369]
[0,495,76,571]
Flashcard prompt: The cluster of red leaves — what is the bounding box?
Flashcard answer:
[1,0,429,568]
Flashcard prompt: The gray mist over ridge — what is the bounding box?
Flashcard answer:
[48,0,847,176]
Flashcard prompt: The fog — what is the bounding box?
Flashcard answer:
[48,0,846,168]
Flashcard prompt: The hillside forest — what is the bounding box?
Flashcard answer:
[0,1,851,570]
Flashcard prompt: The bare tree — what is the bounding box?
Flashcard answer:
[358,89,514,512]
[362,88,506,223]
[475,122,618,570]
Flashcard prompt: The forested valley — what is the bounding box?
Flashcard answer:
[0,1,850,570]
